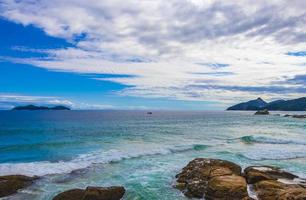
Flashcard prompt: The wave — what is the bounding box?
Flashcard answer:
[0,143,209,177]
[239,135,306,145]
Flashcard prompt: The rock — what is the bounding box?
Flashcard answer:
[244,166,298,184]
[53,186,125,200]
[254,109,269,115]
[253,179,306,200]
[254,180,287,200]
[277,187,306,200]
[175,159,306,200]
[0,175,38,198]
[292,115,306,119]
[206,175,248,200]
[82,186,125,200]
[175,158,248,199]
[247,166,306,200]
[53,189,84,200]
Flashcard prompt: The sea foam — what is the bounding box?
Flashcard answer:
[0,143,209,176]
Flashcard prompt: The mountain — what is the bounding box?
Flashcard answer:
[227,98,268,110]
[227,97,306,111]
[265,97,306,111]
[12,105,71,110]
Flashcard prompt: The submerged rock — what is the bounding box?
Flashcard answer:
[175,158,249,199]
[292,114,306,119]
[0,175,38,198]
[53,186,125,200]
[254,109,269,115]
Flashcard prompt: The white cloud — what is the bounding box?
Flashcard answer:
[1,0,306,105]
[0,94,74,109]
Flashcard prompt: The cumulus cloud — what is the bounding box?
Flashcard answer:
[1,0,306,104]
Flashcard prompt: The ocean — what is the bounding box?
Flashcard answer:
[0,110,305,199]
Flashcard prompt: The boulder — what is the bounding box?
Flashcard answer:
[82,186,125,200]
[0,175,38,198]
[254,109,269,115]
[246,166,306,200]
[254,180,287,200]
[53,186,125,200]
[175,158,248,199]
[244,166,298,184]
[206,175,248,200]
[53,189,84,200]
[277,187,306,200]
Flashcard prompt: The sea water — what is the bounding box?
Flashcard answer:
[0,110,305,199]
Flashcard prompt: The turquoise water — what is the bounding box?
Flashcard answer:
[0,110,305,199]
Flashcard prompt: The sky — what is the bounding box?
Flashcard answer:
[0,0,306,110]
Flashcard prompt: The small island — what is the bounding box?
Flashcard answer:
[12,105,71,111]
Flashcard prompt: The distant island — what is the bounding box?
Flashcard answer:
[12,105,71,111]
[227,97,306,111]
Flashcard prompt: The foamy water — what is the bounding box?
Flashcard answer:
[0,110,305,199]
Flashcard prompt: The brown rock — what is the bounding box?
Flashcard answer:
[206,175,248,200]
[82,186,125,200]
[244,166,298,184]
[253,179,306,200]
[53,186,125,200]
[277,187,306,200]
[53,189,84,200]
[0,175,38,198]
[254,180,287,200]
[175,158,244,198]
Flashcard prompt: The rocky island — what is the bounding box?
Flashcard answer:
[12,105,71,111]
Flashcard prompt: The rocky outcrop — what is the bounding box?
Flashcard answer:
[0,175,38,198]
[244,166,306,200]
[254,109,269,115]
[53,186,125,200]
[174,158,249,199]
[244,166,298,184]
[175,159,306,200]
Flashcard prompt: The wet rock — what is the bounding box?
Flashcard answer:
[292,115,306,119]
[175,158,248,199]
[254,109,269,115]
[53,186,125,200]
[53,189,84,200]
[206,175,248,200]
[244,166,298,184]
[0,175,38,198]
[277,187,306,200]
[254,180,287,200]
[247,166,306,200]
[83,186,125,200]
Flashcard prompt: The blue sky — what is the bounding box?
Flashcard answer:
[0,18,219,110]
[0,1,306,110]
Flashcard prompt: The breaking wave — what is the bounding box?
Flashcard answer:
[0,143,209,176]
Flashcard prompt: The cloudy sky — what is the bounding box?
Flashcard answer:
[0,0,306,110]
